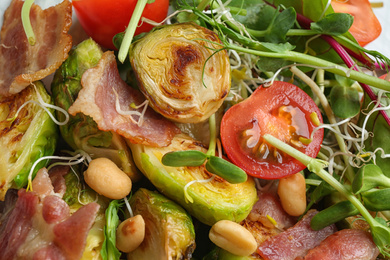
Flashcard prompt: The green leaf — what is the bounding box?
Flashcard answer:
[161,150,207,167]
[310,200,359,230]
[231,2,276,31]
[352,164,390,194]
[311,13,353,36]
[307,180,334,209]
[358,92,390,177]
[329,85,360,119]
[265,7,296,43]
[362,188,390,211]
[205,156,247,184]
[273,0,332,22]
[256,57,291,73]
[101,200,122,260]
[261,42,295,53]
[370,218,390,257]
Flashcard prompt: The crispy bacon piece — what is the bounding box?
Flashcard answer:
[0,168,99,260]
[301,229,379,260]
[68,51,181,147]
[248,191,296,230]
[257,210,337,260]
[0,0,72,96]
[240,190,298,259]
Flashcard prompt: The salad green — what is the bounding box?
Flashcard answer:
[3,0,390,258]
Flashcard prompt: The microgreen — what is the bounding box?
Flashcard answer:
[310,13,353,36]
[352,164,390,195]
[310,200,359,230]
[7,83,69,126]
[101,199,122,260]
[328,85,360,119]
[118,0,156,63]
[263,133,390,256]
[162,114,247,184]
[305,177,334,212]
[362,189,390,212]
[177,0,390,90]
[21,0,36,45]
[263,7,296,43]
[25,151,90,192]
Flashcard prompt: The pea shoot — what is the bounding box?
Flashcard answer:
[264,133,390,257]
[21,0,35,45]
[161,114,247,184]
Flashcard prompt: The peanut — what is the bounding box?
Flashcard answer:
[116,215,145,253]
[278,172,306,216]
[84,157,132,199]
[209,220,257,256]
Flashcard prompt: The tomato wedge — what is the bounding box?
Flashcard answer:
[72,0,169,49]
[331,0,381,47]
[220,81,324,179]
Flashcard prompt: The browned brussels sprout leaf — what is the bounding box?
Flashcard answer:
[0,81,58,199]
[128,188,196,259]
[129,22,231,123]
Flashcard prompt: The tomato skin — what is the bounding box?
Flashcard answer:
[220,81,324,180]
[72,0,169,49]
[331,0,381,47]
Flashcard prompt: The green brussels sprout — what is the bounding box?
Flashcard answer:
[51,38,140,181]
[128,133,258,226]
[0,81,58,199]
[127,188,196,260]
[129,22,231,124]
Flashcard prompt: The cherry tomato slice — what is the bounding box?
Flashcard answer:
[220,81,324,180]
[331,0,381,47]
[72,0,169,49]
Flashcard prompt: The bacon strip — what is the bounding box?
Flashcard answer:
[0,0,72,96]
[68,51,181,147]
[301,229,379,260]
[0,190,37,259]
[249,191,296,230]
[257,210,337,260]
[0,168,99,259]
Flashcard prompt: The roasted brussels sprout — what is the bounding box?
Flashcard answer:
[128,133,258,226]
[0,81,58,200]
[51,38,140,181]
[127,188,196,260]
[129,22,231,123]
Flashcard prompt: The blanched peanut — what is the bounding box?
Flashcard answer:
[84,157,132,199]
[116,215,145,253]
[278,172,306,216]
[209,220,257,256]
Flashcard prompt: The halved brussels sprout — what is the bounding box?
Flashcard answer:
[129,22,231,123]
[51,38,140,181]
[127,188,196,260]
[0,81,58,200]
[128,133,258,226]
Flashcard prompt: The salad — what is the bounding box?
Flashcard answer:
[1,0,390,259]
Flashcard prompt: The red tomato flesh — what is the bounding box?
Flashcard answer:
[331,0,381,47]
[72,0,169,49]
[220,81,324,179]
